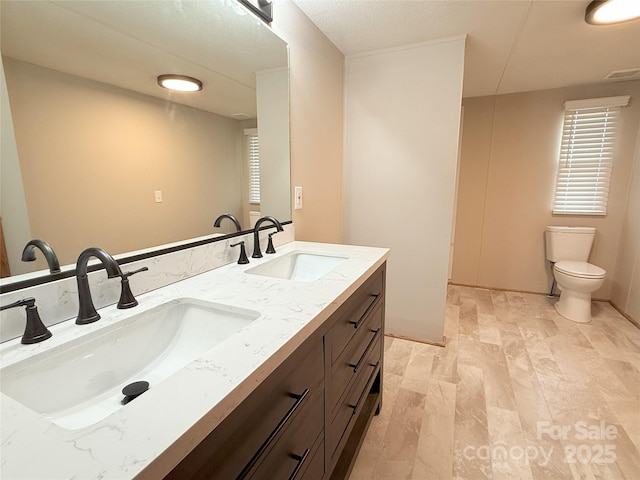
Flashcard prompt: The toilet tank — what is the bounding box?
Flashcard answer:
[545,226,596,262]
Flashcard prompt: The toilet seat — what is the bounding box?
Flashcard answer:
[554,261,606,279]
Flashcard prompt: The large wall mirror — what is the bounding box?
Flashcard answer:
[0,0,290,286]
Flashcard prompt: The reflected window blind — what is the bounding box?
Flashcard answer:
[248,134,260,204]
[552,96,629,215]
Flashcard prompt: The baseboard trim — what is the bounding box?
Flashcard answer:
[448,281,550,297]
[385,333,446,348]
[609,301,639,329]
[447,281,610,302]
[448,281,638,329]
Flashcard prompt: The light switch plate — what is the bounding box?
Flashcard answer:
[294,186,302,210]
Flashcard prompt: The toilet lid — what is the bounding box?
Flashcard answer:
[555,261,606,279]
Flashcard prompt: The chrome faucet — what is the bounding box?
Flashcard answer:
[252,216,283,258]
[75,247,122,325]
[21,239,61,274]
[213,214,242,232]
[0,297,52,344]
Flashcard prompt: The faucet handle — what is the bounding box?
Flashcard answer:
[121,266,149,280]
[266,232,278,254]
[230,241,250,264]
[117,267,149,309]
[1,297,52,344]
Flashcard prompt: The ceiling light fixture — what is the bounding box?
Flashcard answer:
[585,0,640,25]
[157,74,203,92]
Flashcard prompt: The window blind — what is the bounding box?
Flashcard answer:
[552,96,629,215]
[248,134,260,204]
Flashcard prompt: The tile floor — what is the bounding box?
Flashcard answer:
[348,285,640,479]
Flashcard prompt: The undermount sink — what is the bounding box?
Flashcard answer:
[0,298,260,430]
[246,251,347,282]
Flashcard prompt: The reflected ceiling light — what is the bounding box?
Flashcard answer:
[585,0,640,25]
[157,74,203,92]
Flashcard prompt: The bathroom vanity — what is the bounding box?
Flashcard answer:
[166,262,385,479]
[0,241,389,479]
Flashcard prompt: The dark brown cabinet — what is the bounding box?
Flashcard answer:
[166,263,386,480]
[325,266,384,479]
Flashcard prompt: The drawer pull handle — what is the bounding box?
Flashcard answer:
[369,361,380,368]
[238,388,310,480]
[347,371,375,416]
[288,448,311,480]
[348,293,380,329]
[347,329,381,373]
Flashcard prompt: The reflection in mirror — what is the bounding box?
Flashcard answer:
[21,239,61,274]
[0,0,290,285]
[213,214,243,233]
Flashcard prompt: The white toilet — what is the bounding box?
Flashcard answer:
[545,226,606,323]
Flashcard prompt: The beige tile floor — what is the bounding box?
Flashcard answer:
[349,285,640,479]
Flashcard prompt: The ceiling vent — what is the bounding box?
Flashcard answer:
[603,68,640,81]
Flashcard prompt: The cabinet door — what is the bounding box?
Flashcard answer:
[328,302,383,417]
[244,394,324,480]
[165,333,323,480]
[326,269,384,367]
[328,334,381,460]
[325,263,386,477]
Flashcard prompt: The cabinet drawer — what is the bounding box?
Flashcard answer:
[165,335,323,480]
[327,269,384,366]
[245,394,324,480]
[328,302,382,415]
[328,335,381,459]
[296,436,325,480]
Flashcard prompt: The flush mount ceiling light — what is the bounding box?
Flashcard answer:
[585,0,640,25]
[157,74,202,92]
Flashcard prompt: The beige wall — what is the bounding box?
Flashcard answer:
[272,1,344,243]
[4,57,245,266]
[343,38,465,344]
[452,80,640,302]
[611,125,640,323]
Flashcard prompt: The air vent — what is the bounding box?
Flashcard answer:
[604,68,640,81]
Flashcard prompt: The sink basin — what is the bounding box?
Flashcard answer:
[246,251,347,282]
[0,298,260,430]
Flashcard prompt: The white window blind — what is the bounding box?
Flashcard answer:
[247,132,260,204]
[552,95,629,215]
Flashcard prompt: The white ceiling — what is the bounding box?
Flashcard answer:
[1,0,288,118]
[292,0,640,97]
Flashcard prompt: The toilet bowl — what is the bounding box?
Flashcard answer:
[545,226,606,324]
[553,260,605,323]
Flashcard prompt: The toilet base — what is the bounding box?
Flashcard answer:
[555,289,593,323]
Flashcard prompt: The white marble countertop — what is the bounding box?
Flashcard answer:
[0,241,389,480]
